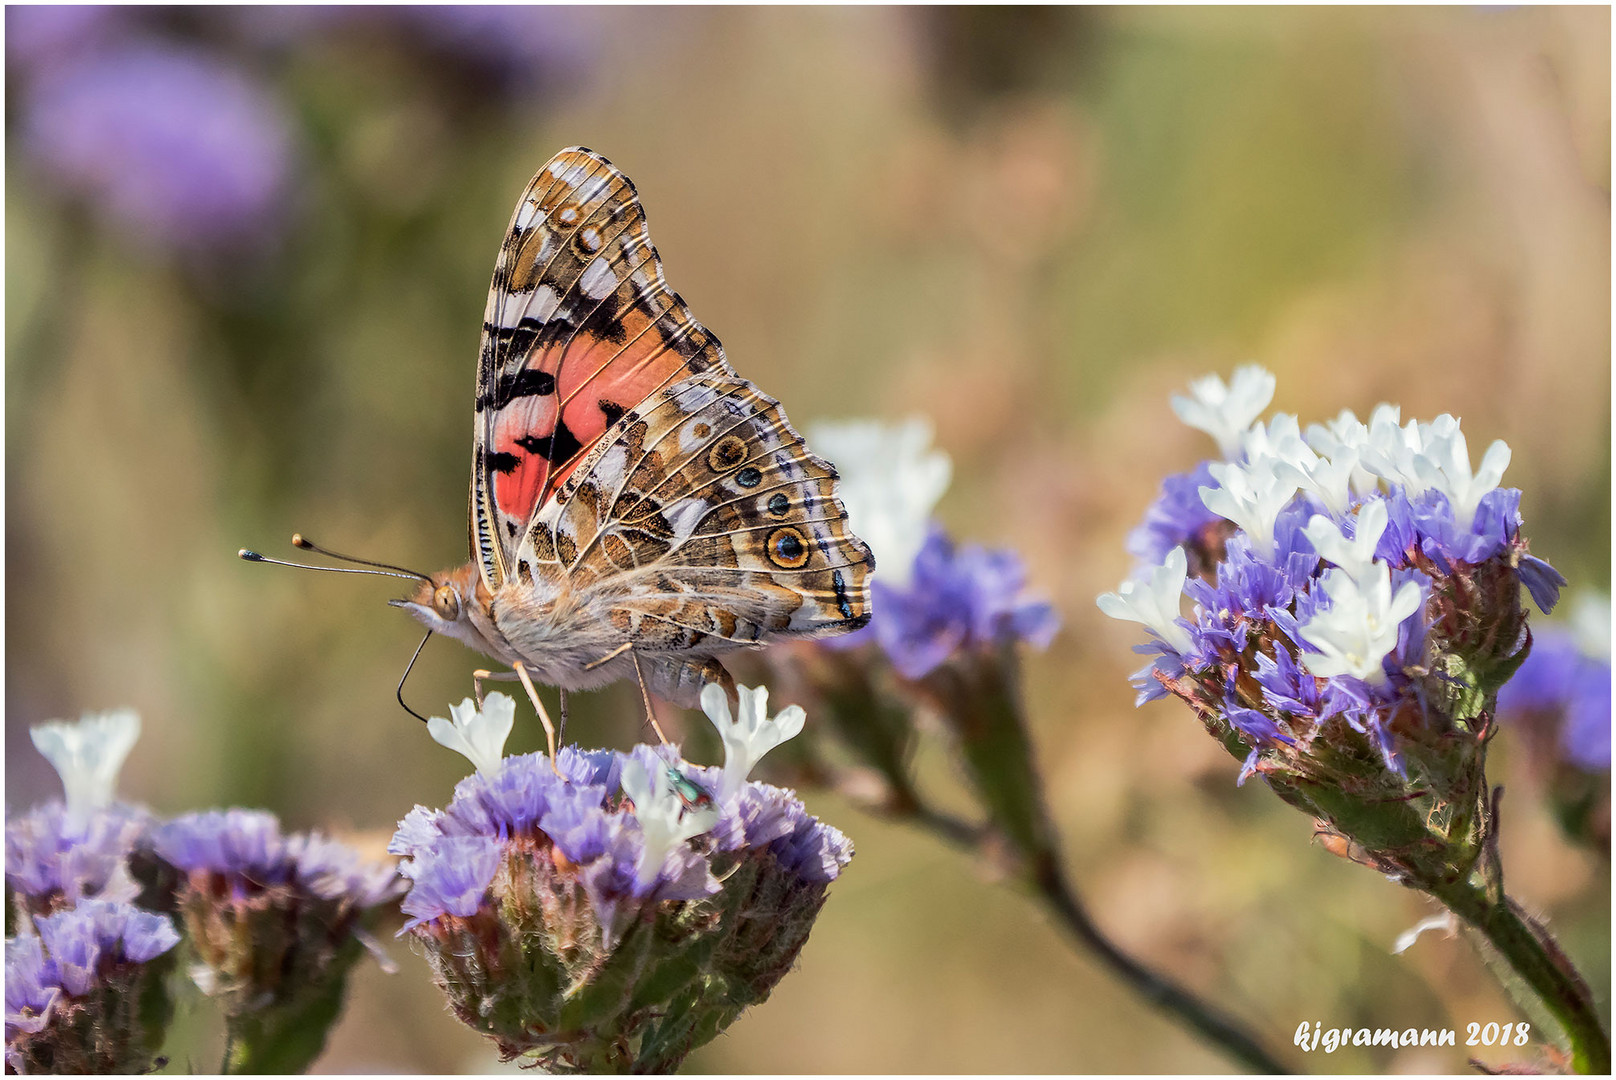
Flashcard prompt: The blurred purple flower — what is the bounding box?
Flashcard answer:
[4,6,122,73]
[5,802,149,907]
[6,901,180,1074]
[4,935,61,1043]
[34,900,180,998]
[1498,624,1612,771]
[21,41,295,254]
[153,809,402,908]
[871,527,1060,680]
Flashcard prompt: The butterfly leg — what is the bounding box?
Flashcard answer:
[629,650,673,747]
[557,689,569,748]
[511,661,563,776]
[471,667,521,708]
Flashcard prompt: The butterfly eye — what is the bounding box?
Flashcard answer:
[434,585,461,621]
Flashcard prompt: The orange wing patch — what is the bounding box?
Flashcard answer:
[471,147,734,586]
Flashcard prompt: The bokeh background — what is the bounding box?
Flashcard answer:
[6,5,1609,1073]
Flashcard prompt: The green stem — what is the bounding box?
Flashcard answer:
[1427,878,1610,1074]
[222,938,362,1074]
[909,653,1289,1073]
[1038,850,1289,1072]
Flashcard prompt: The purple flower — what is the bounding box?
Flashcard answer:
[4,6,123,73]
[153,809,286,880]
[399,836,503,931]
[768,802,854,883]
[392,742,854,1068]
[5,935,61,1042]
[5,802,148,906]
[871,527,1060,680]
[6,901,180,1074]
[538,783,615,864]
[33,900,180,998]
[153,808,403,908]
[21,41,295,255]
[1519,556,1567,616]
[1499,624,1612,772]
[1127,462,1224,567]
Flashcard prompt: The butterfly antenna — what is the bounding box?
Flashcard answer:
[291,534,435,583]
[236,535,433,584]
[397,630,433,724]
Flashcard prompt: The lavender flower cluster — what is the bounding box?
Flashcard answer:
[391,688,851,1070]
[5,712,402,1074]
[5,900,180,1074]
[1102,366,1563,786]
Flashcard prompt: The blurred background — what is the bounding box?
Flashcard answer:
[5,5,1609,1073]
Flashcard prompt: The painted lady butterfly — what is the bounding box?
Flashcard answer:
[371,147,873,750]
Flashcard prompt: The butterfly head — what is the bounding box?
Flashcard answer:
[390,562,502,655]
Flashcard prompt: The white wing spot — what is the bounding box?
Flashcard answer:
[515,199,540,231]
[667,499,710,542]
[548,159,570,179]
[580,256,617,300]
[518,285,558,325]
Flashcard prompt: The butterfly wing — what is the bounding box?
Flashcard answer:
[472,147,735,589]
[513,372,874,652]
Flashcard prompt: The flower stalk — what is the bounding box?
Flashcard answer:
[909,644,1287,1075]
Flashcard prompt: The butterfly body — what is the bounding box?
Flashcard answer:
[394,147,873,709]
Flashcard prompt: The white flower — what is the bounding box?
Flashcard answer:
[1244,413,1363,515]
[1411,426,1511,531]
[31,710,141,817]
[1304,501,1389,585]
[1097,546,1193,654]
[1296,449,1360,516]
[1361,412,1462,497]
[622,757,720,880]
[1298,564,1424,685]
[1307,406,1395,497]
[1170,365,1277,458]
[1568,591,1611,660]
[700,682,806,800]
[804,417,952,588]
[1240,413,1313,470]
[1200,460,1301,560]
[426,693,515,776]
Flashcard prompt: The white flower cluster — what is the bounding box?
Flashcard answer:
[1102,366,1512,689]
[1298,503,1423,685]
[804,417,952,588]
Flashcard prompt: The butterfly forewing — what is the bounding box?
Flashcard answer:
[473,147,733,589]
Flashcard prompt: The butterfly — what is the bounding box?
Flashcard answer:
[378,147,873,751]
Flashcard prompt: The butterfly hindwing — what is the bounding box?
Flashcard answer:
[516,373,874,651]
[472,147,734,588]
